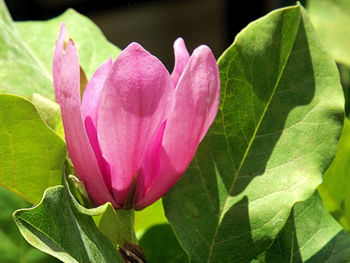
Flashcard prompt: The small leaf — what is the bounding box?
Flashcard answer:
[163,4,344,262]
[0,94,66,204]
[13,185,124,263]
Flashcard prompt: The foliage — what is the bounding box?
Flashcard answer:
[0,0,349,262]
[163,4,344,262]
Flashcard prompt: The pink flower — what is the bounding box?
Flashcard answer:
[53,24,220,210]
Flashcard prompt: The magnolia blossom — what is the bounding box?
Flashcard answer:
[53,24,220,210]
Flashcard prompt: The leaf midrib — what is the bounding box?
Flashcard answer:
[206,13,301,263]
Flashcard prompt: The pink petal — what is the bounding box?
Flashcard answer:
[171,38,190,87]
[53,23,118,208]
[81,58,114,194]
[97,42,175,206]
[135,121,166,202]
[136,45,220,209]
[82,58,113,126]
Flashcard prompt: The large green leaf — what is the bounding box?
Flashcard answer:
[318,118,350,231]
[0,186,58,263]
[0,0,120,99]
[13,185,124,263]
[0,94,66,204]
[307,0,350,67]
[163,4,344,262]
[256,192,350,262]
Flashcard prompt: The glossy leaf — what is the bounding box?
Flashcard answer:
[0,0,120,99]
[0,186,58,263]
[13,185,124,263]
[0,94,66,204]
[163,4,344,262]
[318,119,350,231]
[307,0,350,67]
[256,192,350,262]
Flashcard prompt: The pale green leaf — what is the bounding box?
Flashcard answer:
[0,0,120,99]
[15,9,120,79]
[307,0,350,67]
[0,94,66,204]
[29,93,63,136]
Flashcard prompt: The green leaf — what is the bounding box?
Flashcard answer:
[0,94,66,204]
[29,93,64,137]
[13,185,124,263]
[337,64,350,117]
[307,0,350,67]
[0,186,58,263]
[318,118,350,231]
[0,0,120,99]
[94,206,137,247]
[139,224,188,263]
[15,8,120,79]
[163,4,344,262]
[134,199,168,238]
[0,0,52,98]
[256,192,350,262]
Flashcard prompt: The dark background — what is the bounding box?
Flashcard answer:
[4,0,302,70]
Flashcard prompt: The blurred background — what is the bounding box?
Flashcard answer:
[4,0,300,70]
